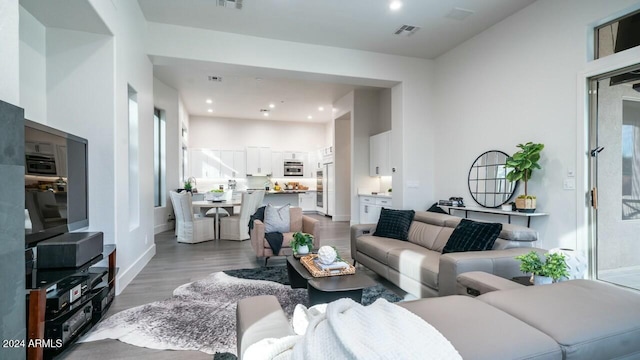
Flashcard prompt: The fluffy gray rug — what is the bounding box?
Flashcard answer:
[80,268,401,357]
[80,272,307,355]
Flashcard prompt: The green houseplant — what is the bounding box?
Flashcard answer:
[290,232,314,255]
[505,142,544,212]
[515,250,569,284]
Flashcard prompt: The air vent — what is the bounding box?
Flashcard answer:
[217,0,243,10]
[208,76,223,82]
[445,7,475,21]
[394,25,421,36]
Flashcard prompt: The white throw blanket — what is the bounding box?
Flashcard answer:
[244,298,462,360]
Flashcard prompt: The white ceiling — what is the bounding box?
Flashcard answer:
[152,58,386,122]
[137,0,535,59]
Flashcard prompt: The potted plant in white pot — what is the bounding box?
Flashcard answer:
[516,250,569,285]
[505,142,544,213]
[290,232,314,255]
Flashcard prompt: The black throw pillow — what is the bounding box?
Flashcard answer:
[373,208,415,241]
[427,203,448,214]
[442,219,502,254]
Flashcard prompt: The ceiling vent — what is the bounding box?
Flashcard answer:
[208,76,223,82]
[445,7,475,21]
[394,25,421,36]
[217,0,243,10]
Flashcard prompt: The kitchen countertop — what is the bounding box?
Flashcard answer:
[241,189,315,194]
[358,193,393,199]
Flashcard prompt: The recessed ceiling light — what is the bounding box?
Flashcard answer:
[206,99,212,104]
[307,115,313,120]
[269,103,275,109]
[263,112,269,117]
[207,109,213,113]
[318,106,324,111]
[389,1,402,11]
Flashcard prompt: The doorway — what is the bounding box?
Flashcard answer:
[589,64,640,290]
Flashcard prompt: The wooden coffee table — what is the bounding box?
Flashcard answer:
[286,256,376,305]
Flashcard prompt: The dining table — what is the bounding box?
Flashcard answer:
[192,200,242,239]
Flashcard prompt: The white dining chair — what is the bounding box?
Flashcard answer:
[219,190,265,241]
[169,190,215,244]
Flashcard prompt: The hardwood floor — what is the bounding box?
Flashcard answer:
[60,214,358,360]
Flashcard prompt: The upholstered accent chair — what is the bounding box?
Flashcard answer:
[169,190,215,244]
[250,206,320,265]
[219,190,265,241]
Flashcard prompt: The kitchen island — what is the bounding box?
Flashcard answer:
[259,190,316,211]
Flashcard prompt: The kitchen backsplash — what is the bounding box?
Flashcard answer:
[195,176,317,193]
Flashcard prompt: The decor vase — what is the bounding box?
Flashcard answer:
[297,245,309,255]
[533,275,552,285]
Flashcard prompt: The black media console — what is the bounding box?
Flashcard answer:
[26,232,116,360]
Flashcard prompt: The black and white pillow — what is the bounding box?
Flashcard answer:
[373,208,415,241]
[442,219,502,254]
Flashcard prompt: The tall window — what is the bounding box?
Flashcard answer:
[154,108,166,207]
[128,85,140,229]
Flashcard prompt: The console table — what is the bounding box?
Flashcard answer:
[440,205,548,227]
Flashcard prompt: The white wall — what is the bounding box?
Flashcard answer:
[433,0,640,250]
[1,0,19,105]
[334,115,351,221]
[146,22,436,211]
[88,0,156,294]
[153,77,181,234]
[19,6,46,122]
[189,116,326,151]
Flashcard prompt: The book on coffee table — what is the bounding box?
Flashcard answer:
[313,259,350,271]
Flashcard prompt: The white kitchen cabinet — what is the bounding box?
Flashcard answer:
[233,151,246,179]
[220,150,235,179]
[298,192,316,212]
[246,146,272,176]
[190,148,221,178]
[271,151,284,178]
[283,151,306,161]
[26,141,54,155]
[369,131,391,176]
[307,151,318,177]
[359,196,393,224]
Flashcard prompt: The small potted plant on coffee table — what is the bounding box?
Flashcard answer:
[290,232,314,256]
[516,250,569,285]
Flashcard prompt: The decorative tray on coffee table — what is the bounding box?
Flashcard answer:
[300,254,356,278]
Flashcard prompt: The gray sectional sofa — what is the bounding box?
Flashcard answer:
[236,280,640,359]
[350,211,542,297]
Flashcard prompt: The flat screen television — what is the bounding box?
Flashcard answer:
[24,120,88,248]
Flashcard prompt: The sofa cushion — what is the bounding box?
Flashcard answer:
[356,235,407,264]
[407,221,444,250]
[478,279,640,360]
[499,223,537,241]
[443,219,502,254]
[264,204,290,233]
[386,245,440,288]
[373,208,415,241]
[412,211,459,227]
[399,296,562,360]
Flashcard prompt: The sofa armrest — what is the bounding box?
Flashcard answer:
[438,247,546,296]
[350,223,377,261]
[236,295,294,360]
[250,220,265,256]
[302,215,320,248]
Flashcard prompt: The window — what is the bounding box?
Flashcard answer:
[595,10,640,59]
[154,108,166,207]
[622,99,640,220]
[128,85,140,229]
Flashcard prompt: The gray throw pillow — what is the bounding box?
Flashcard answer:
[264,204,291,233]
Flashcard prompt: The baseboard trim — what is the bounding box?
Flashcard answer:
[332,215,350,222]
[154,222,174,234]
[115,244,156,296]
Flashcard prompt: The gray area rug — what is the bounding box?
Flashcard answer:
[80,266,401,359]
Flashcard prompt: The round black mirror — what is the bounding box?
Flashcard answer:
[468,150,518,208]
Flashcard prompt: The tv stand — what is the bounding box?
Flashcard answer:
[26,240,116,360]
